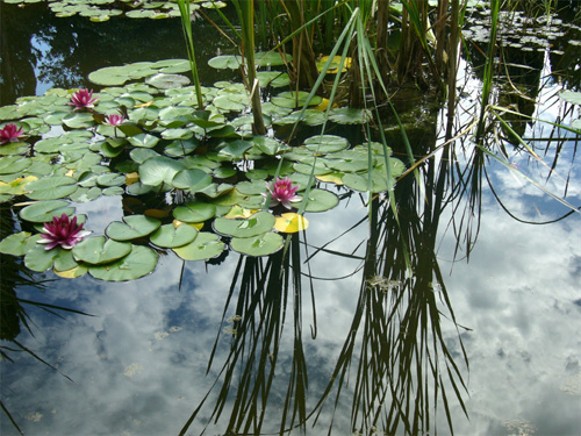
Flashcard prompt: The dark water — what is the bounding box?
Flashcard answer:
[1,3,581,435]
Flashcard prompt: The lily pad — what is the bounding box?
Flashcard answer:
[172,232,225,261]
[274,213,309,233]
[139,156,184,186]
[24,241,60,272]
[72,236,132,265]
[271,91,322,109]
[89,245,158,281]
[0,232,33,256]
[150,223,198,248]
[146,73,190,89]
[305,134,350,153]
[213,211,275,238]
[173,201,216,223]
[105,215,161,241]
[170,168,213,192]
[127,133,160,148]
[0,156,31,175]
[25,176,78,200]
[230,232,284,256]
[303,189,339,212]
[19,200,75,223]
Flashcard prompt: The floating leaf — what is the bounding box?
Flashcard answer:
[173,201,216,223]
[316,55,352,74]
[560,90,581,105]
[271,91,322,109]
[230,232,284,256]
[0,232,33,256]
[139,156,184,186]
[274,213,309,233]
[19,200,75,223]
[171,169,213,192]
[54,264,88,279]
[213,212,275,238]
[146,73,190,89]
[105,215,161,241]
[0,156,31,175]
[24,240,59,272]
[127,133,160,148]
[150,223,198,248]
[72,236,132,265]
[303,189,339,212]
[172,232,225,261]
[304,134,350,153]
[25,176,78,200]
[89,245,158,281]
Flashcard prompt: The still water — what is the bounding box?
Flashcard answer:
[1,3,580,435]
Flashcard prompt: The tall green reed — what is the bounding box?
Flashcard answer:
[176,0,205,110]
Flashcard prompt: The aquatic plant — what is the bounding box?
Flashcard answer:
[37,214,91,250]
[0,124,24,145]
[266,177,301,209]
[104,113,124,126]
[68,88,98,111]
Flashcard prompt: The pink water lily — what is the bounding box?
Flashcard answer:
[37,214,91,250]
[69,88,98,111]
[104,113,124,126]
[0,123,24,145]
[266,177,301,209]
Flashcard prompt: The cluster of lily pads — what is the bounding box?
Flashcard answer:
[0,57,405,281]
[0,0,226,22]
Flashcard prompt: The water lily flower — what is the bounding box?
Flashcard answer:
[104,113,125,127]
[69,88,98,111]
[266,177,301,209]
[0,123,24,145]
[37,214,91,250]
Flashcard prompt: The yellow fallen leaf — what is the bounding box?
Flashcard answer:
[274,213,309,233]
[125,172,140,185]
[173,219,204,231]
[54,265,87,279]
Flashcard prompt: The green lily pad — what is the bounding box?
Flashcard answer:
[62,112,95,129]
[0,156,31,175]
[173,201,216,223]
[303,188,339,212]
[328,108,371,124]
[127,133,160,148]
[230,232,284,257]
[146,73,190,89]
[218,139,253,159]
[164,139,199,157]
[271,91,322,109]
[256,71,290,88]
[19,200,75,223]
[305,134,350,153]
[89,245,158,281]
[172,232,225,261]
[213,211,275,238]
[72,235,132,265]
[170,168,213,191]
[0,231,33,256]
[343,171,394,193]
[25,176,78,200]
[150,223,198,248]
[105,215,161,241]
[53,248,81,272]
[139,156,184,186]
[560,90,581,105]
[24,240,60,272]
[208,54,243,70]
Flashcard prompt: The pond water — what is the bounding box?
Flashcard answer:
[1,3,581,436]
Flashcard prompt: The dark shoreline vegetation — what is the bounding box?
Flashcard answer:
[1,0,580,435]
